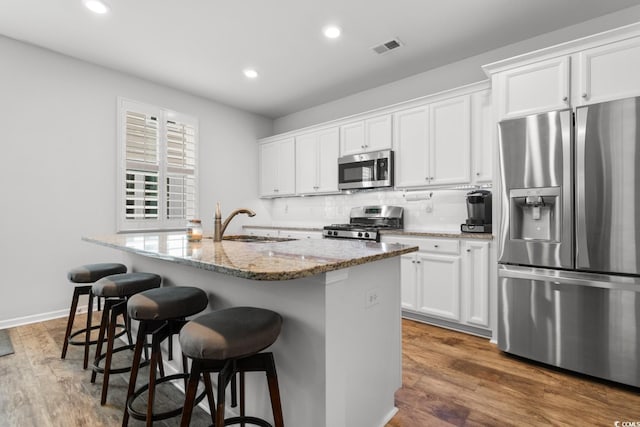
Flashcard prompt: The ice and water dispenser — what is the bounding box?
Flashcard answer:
[509,187,561,242]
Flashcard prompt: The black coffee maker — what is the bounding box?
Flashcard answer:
[461,190,492,233]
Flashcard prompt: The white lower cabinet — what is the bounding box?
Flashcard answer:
[417,252,461,320]
[461,240,490,328]
[384,235,491,334]
[245,228,322,240]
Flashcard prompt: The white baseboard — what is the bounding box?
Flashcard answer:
[379,407,399,427]
[0,305,90,330]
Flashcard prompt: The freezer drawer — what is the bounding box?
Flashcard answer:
[498,265,640,387]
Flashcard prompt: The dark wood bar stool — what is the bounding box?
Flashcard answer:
[123,286,212,427]
[90,272,162,405]
[179,307,285,427]
[61,263,127,369]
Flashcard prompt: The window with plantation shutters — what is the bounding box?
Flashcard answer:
[117,98,198,231]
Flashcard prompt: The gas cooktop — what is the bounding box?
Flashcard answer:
[323,206,404,242]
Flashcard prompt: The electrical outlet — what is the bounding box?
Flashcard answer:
[365,289,380,308]
[425,199,434,213]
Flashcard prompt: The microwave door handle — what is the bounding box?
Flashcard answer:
[370,159,377,182]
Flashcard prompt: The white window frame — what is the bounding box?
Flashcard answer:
[117,97,199,232]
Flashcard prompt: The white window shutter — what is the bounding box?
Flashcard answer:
[118,98,198,231]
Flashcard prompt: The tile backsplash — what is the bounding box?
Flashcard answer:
[261,188,484,231]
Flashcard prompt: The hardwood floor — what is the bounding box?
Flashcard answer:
[388,319,640,426]
[1,315,639,426]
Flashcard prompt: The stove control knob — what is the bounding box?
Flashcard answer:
[331,231,337,236]
[364,233,370,238]
[357,232,363,237]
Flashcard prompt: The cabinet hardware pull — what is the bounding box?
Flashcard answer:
[416,261,421,264]
[562,96,568,102]
[582,93,588,99]
[476,172,480,176]
[466,249,471,252]
[434,245,439,248]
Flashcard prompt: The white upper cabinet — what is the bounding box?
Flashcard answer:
[340,114,392,155]
[496,56,571,120]
[471,89,493,184]
[259,138,295,198]
[487,26,640,120]
[576,37,640,106]
[429,95,471,186]
[394,95,471,188]
[295,128,340,195]
[394,105,430,188]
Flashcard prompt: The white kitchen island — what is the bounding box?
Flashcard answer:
[84,232,417,427]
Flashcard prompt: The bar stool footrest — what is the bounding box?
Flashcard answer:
[223,416,273,427]
[68,323,126,346]
[92,344,150,375]
[126,373,207,422]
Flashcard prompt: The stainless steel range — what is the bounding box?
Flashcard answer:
[323,206,403,242]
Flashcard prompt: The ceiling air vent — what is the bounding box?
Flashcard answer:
[371,38,403,55]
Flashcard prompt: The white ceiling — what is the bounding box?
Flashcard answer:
[1,0,638,118]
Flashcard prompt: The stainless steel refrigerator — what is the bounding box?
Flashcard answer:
[498,96,640,388]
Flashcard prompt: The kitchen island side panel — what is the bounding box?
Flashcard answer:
[123,252,401,427]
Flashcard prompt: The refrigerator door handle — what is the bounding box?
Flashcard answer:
[574,107,589,267]
[498,264,640,292]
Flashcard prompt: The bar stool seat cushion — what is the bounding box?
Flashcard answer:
[180,307,282,361]
[67,263,127,284]
[92,272,161,298]
[127,286,208,321]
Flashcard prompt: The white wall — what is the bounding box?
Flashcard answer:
[273,5,640,133]
[0,36,272,326]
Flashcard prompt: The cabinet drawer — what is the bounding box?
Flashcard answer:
[418,239,459,254]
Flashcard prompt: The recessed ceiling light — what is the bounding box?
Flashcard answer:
[83,0,110,14]
[243,68,259,79]
[323,26,341,39]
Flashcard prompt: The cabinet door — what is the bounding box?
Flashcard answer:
[497,56,570,119]
[400,254,418,311]
[276,138,296,196]
[578,37,640,106]
[471,89,493,183]
[429,95,471,186]
[365,115,392,152]
[279,230,323,240]
[340,121,365,155]
[259,141,279,197]
[393,106,430,188]
[295,133,318,194]
[316,128,340,193]
[417,253,461,321]
[462,241,490,328]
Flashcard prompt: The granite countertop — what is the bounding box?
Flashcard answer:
[380,229,494,240]
[83,232,418,281]
[243,225,493,240]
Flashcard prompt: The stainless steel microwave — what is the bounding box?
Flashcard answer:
[338,149,394,190]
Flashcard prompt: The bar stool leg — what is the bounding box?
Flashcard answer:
[265,353,285,427]
[202,372,217,424]
[100,300,125,405]
[122,323,147,427]
[61,287,82,360]
[91,299,113,384]
[82,290,95,369]
[215,361,234,427]
[180,360,203,427]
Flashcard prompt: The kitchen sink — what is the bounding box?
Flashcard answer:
[220,235,296,243]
